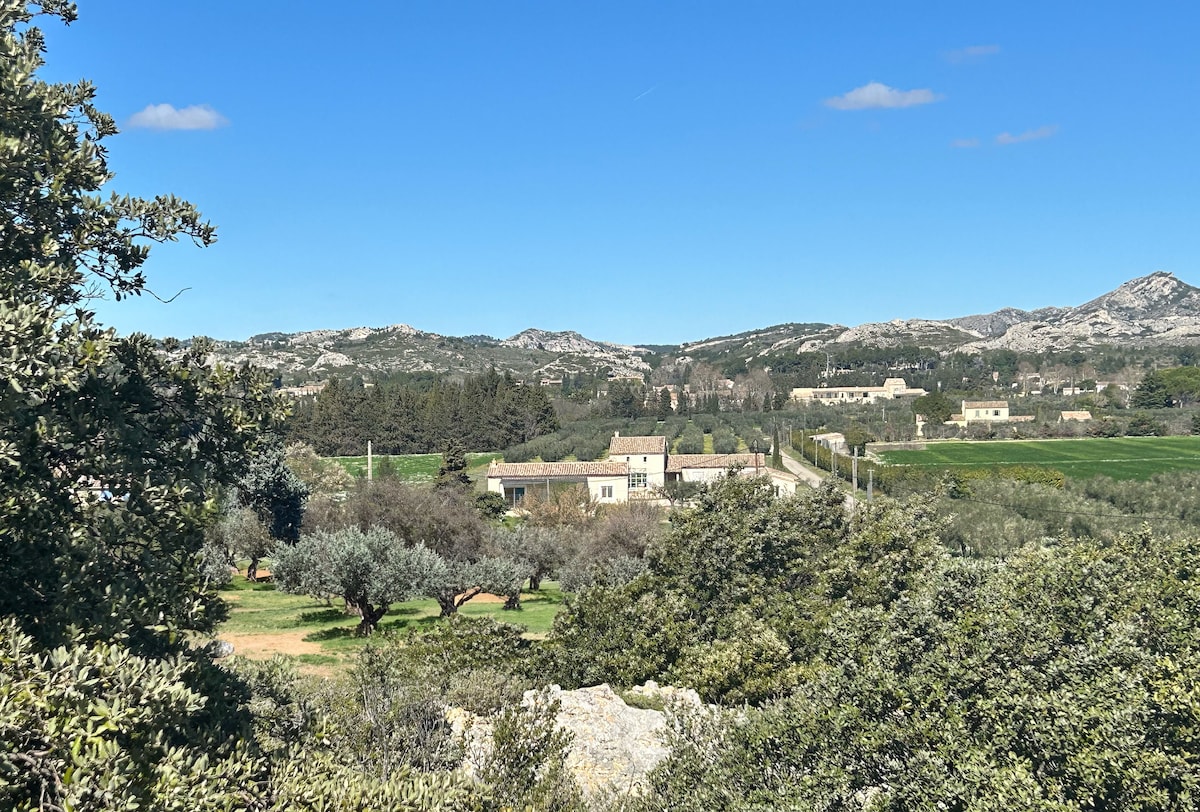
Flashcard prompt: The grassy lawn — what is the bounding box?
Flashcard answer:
[217,574,564,669]
[330,452,502,482]
[876,436,1200,481]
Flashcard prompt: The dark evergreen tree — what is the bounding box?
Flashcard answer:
[1131,370,1172,409]
[435,441,473,490]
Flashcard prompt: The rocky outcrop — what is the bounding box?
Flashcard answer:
[449,681,711,798]
[954,272,1200,354]
[832,318,982,348]
[196,271,1200,378]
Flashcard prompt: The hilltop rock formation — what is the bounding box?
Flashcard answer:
[197,271,1200,380]
[951,272,1200,354]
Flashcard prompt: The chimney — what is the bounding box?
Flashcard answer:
[614,431,620,438]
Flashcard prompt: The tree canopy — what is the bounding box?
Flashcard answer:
[0,0,283,653]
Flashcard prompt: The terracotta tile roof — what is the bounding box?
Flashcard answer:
[608,435,668,455]
[963,400,1008,409]
[666,453,765,472]
[1060,410,1093,420]
[487,461,629,479]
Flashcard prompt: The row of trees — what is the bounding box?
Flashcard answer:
[286,369,559,456]
[236,471,663,636]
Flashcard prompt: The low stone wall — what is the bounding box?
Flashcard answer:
[866,441,927,453]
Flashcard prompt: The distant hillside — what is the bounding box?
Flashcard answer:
[201,272,1200,382]
[205,323,652,383]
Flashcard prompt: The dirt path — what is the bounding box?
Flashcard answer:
[222,630,326,660]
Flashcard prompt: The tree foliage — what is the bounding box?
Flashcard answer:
[0,1,283,652]
[286,369,558,456]
[636,528,1200,810]
[273,526,443,634]
[238,444,310,543]
[541,476,942,704]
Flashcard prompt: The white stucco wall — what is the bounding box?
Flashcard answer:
[615,452,666,490]
[587,474,629,504]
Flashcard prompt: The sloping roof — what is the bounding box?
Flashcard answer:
[963,400,1009,409]
[1060,410,1093,420]
[487,461,628,479]
[667,453,766,472]
[608,435,668,455]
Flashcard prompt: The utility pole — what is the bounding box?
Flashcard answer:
[367,440,373,482]
[868,469,874,501]
[852,448,858,492]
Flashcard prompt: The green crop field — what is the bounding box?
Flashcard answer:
[876,436,1200,481]
[331,452,502,482]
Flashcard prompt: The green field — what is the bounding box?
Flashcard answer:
[331,452,502,481]
[219,574,564,670]
[877,436,1200,481]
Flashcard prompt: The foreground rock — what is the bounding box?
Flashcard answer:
[450,681,708,797]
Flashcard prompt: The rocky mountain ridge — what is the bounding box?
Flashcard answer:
[203,272,1200,381]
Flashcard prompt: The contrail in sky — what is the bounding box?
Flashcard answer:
[633,84,658,102]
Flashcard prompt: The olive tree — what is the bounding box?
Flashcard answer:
[273,526,443,635]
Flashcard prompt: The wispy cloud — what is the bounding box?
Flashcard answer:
[944,44,1001,64]
[824,82,942,111]
[128,103,229,131]
[996,125,1058,145]
[951,138,980,149]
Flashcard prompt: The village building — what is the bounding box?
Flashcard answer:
[808,432,849,455]
[277,382,327,398]
[485,460,631,507]
[790,377,926,406]
[944,400,1035,427]
[607,433,668,491]
[1060,410,1093,422]
[962,400,1010,422]
[486,433,799,507]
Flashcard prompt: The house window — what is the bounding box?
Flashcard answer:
[600,485,613,499]
[629,472,647,489]
[993,409,1001,416]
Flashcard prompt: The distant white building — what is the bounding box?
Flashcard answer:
[945,400,1034,427]
[790,377,926,406]
[486,432,798,507]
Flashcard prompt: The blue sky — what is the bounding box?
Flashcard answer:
[38,1,1200,345]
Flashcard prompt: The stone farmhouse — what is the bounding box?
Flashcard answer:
[486,432,799,507]
[790,377,926,406]
[946,400,1034,428]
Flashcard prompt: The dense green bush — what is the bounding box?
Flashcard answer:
[635,528,1200,810]
[539,477,941,705]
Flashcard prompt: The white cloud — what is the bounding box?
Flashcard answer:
[128,103,229,131]
[824,82,942,111]
[950,138,980,149]
[945,44,1001,64]
[996,125,1058,145]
